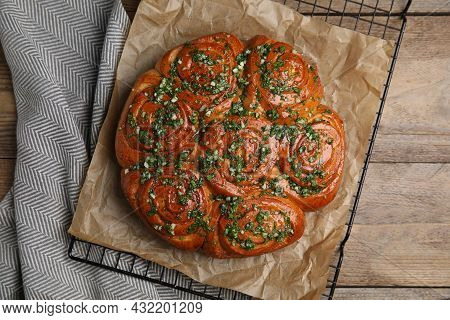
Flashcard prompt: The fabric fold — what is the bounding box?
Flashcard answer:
[0,0,180,299]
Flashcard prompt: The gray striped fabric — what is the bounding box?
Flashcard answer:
[0,0,185,299]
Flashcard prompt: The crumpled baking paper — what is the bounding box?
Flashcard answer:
[69,0,393,299]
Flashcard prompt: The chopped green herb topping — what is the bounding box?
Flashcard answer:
[198,149,222,174]
[276,46,286,53]
[147,205,158,217]
[187,208,211,233]
[189,111,199,125]
[236,49,251,65]
[151,104,183,137]
[240,239,255,250]
[223,119,246,131]
[304,124,320,142]
[163,222,176,236]
[228,100,248,116]
[177,176,204,206]
[258,43,271,57]
[289,178,323,197]
[259,145,271,162]
[266,109,279,121]
[127,114,137,128]
[191,49,217,66]
[272,60,284,69]
[225,153,246,183]
[270,124,300,143]
[219,196,242,220]
[224,222,240,241]
[202,74,230,94]
[138,129,154,146]
[140,171,152,184]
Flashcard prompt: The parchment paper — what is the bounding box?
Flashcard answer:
[69,0,393,299]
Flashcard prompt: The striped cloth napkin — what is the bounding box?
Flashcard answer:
[0,0,184,299]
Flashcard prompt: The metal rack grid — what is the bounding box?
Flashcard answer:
[68,0,412,300]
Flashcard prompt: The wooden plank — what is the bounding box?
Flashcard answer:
[409,0,450,14]
[338,223,450,286]
[372,134,450,163]
[334,287,450,299]
[380,17,449,135]
[0,47,12,91]
[372,16,450,163]
[357,163,450,224]
[0,87,17,159]
[0,108,16,159]
[0,88,16,115]
[337,163,450,287]
[0,159,15,200]
[121,0,139,20]
[0,44,16,198]
[0,45,17,160]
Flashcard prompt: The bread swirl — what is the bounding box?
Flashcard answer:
[115,32,345,258]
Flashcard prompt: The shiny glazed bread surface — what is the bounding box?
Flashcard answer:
[115,32,345,258]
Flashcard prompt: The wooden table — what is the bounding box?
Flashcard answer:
[0,0,448,299]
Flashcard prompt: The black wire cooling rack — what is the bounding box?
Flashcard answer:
[68,0,412,300]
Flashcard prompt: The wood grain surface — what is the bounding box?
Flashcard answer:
[122,0,450,15]
[0,159,15,197]
[0,0,448,299]
[334,287,450,300]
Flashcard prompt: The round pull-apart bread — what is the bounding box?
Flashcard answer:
[115,33,345,258]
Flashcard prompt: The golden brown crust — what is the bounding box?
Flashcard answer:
[202,196,304,258]
[156,32,244,120]
[244,35,324,116]
[136,168,213,251]
[277,105,345,211]
[199,116,279,197]
[115,33,345,258]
